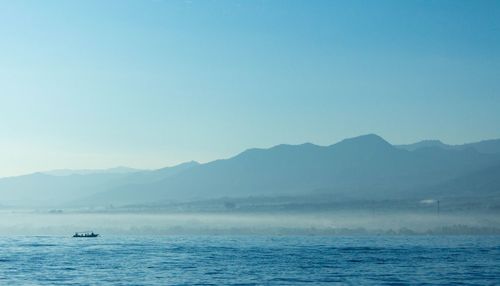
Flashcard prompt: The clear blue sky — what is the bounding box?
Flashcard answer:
[1,0,499,177]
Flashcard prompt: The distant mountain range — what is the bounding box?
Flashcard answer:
[42,166,144,176]
[1,135,499,208]
[396,138,500,154]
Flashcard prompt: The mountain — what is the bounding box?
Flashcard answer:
[0,162,199,207]
[0,172,130,206]
[426,163,500,198]
[42,166,144,176]
[396,140,453,151]
[110,161,200,185]
[2,134,500,208]
[461,139,500,154]
[397,138,500,154]
[83,134,500,206]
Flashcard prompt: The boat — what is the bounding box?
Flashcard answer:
[72,231,99,238]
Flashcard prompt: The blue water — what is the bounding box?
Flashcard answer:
[0,235,499,285]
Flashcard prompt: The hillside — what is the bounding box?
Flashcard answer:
[397,138,500,154]
[1,135,499,208]
[83,134,500,206]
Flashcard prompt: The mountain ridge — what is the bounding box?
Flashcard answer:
[81,134,500,206]
[397,138,500,154]
[1,134,500,208]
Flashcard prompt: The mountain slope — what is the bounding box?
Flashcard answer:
[87,134,500,206]
[0,172,130,206]
[42,166,143,176]
[426,163,500,198]
[3,134,499,208]
[0,162,199,207]
[397,138,500,154]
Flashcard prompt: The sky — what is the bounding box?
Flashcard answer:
[0,0,499,177]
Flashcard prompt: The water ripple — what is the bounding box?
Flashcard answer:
[0,235,498,285]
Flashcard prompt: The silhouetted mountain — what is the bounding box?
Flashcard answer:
[106,161,200,186]
[427,163,500,198]
[0,172,129,206]
[85,134,500,206]
[2,135,500,208]
[43,166,143,176]
[396,140,453,151]
[461,139,500,154]
[0,162,199,207]
[397,138,500,154]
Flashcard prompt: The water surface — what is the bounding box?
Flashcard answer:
[0,235,499,285]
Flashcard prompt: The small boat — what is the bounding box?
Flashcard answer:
[73,231,99,238]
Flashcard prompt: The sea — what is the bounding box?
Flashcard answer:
[0,235,499,285]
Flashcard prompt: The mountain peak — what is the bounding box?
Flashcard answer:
[334,134,392,147]
[397,139,451,152]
